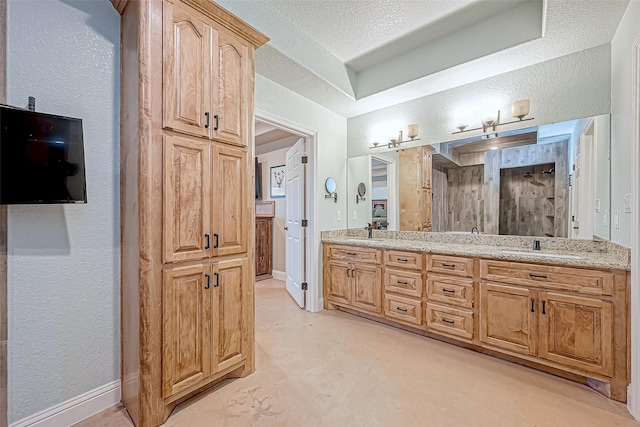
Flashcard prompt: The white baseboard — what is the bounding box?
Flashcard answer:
[11,380,121,427]
[272,270,286,281]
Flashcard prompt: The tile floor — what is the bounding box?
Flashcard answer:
[75,278,637,426]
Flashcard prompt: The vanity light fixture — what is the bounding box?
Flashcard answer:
[453,99,534,135]
[370,123,421,149]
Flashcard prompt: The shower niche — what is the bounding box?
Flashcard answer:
[499,163,556,237]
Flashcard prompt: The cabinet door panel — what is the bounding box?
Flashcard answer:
[163,3,210,137]
[480,282,537,356]
[211,258,248,373]
[539,292,613,376]
[163,264,210,398]
[163,135,211,263]
[211,29,248,146]
[212,144,247,256]
[255,218,272,277]
[352,264,382,314]
[327,260,351,306]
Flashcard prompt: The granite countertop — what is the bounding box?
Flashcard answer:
[321,231,631,271]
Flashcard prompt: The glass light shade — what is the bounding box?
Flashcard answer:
[512,99,530,119]
[407,124,419,139]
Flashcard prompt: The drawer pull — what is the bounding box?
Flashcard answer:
[397,280,408,285]
[542,300,547,315]
[441,263,456,268]
[347,252,356,256]
[396,307,408,312]
[531,298,535,313]
[397,258,408,263]
[442,288,455,294]
[441,318,455,324]
[529,273,548,279]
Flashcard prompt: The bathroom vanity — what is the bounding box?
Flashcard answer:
[322,231,631,402]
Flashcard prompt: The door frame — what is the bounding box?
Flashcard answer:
[628,34,640,418]
[370,155,397,231]
[255,110,320,312]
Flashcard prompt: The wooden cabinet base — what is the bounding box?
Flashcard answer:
[325,303,628,403]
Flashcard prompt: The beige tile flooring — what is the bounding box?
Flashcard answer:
[76,278,637,426]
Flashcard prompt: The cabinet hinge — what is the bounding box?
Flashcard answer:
[302,282,308,291]
[302,155,308,164]
[302,219,308,227]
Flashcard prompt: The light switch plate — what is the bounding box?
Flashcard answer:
[624,193,632,213]
[595,199,601,212]
[336,210,341,222]
[615,210,620,229]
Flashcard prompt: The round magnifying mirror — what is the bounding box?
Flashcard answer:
[325,177,337,194]
[357,183,366,197]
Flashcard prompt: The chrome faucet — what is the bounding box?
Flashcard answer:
[471,226,479,234]
[365,223,373,239]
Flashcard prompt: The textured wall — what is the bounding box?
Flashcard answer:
[347,44,612,158]
[6,0,120,422]
[610,0,639,248]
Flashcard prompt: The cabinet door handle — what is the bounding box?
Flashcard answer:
[346,252,356,256]
[441,263,455,268]
[204,234,210,249]
[441,318,455,324]
[351,269,355,278]
[205,112,210,129]
[214,114,219,131]
[529,273,548,279]
[396,307,408,312]
[214,272,220,288]
[442,288,455,294]
[214,233,219,249]
[397,258,408,263]
[542,300,546,314]
[346,269,351,278]
[396,280,408,285]
[205,274,211,289]
[530,298,535,312]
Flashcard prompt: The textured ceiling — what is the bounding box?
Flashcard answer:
[218,0,630,118]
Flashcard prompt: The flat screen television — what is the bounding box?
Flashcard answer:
[0,105,87,204]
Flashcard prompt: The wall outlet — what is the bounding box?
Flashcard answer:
[352,210,357,221]
[614,210,620,229]
[336,210,341,222]
[595,198,601,212]
[624,193,632,213]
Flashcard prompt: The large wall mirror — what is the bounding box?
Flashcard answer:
[346,114,611,240]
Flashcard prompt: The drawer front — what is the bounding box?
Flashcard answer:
[426,303,474,341]
[427,274,474,309]
[384,250,423,271]
[384,294,423,327]
[428,255,474,278]
[480,260,613,296]
[328,245,381,264]
[384,269,424,298]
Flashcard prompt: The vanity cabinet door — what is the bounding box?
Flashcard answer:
[352,264,382,314]
[480,282,537,356]
[538,292,613,376]
[327,260,352,306]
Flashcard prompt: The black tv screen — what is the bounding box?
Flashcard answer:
[0,105,87,204]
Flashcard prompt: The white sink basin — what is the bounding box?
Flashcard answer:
[501,250,580,260]
[346,238,380,243]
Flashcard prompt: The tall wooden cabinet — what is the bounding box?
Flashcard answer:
[400,145,435,231]
[118,1,268,426]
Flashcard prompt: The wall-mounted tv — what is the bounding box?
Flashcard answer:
[0,105,87,204]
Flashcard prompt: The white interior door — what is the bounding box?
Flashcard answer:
[285,138,305,308]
